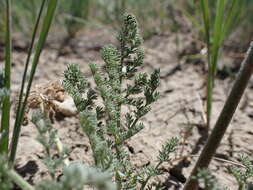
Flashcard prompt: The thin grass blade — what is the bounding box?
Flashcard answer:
[200,0,210,48]
[0,0,12,154]
[12,0,46,157]
[211,0,225,76]
[206,0,225,127]
[199,0,213,128]
[222,0,242,43]
[9,0,58,163]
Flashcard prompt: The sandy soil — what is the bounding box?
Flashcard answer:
[3,29,253,189]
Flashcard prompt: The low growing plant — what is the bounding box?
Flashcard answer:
[193,154,253,190]
[63,13,179,189]
[228,154,253,190]
[31,110,116,190]
[193,168,226,190]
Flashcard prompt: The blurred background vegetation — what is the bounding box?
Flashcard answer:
[0,0,252,47]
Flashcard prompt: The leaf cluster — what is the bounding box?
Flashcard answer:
[228,154,253,190]
[31,110,70,180]
[193,154,253,190]
[36,163,115,190]
[193,168,227,190]
[30,110,115,190]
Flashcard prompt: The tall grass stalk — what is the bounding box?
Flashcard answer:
[0,0,12,154]
[12,0,46,149]
[206,0,225,128]
[184,42,253,190]
[200,0,211,128]
[9,0,58,163]
[201,0,243,128]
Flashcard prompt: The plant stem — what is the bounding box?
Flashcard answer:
[183,42,253,190]
[238,184,243,190]
[200,0,211,129]
[205,0,226,129]
[206,71,213,128]
[7,169,35,190]
[0,0,12,154]
[203,0,212,129]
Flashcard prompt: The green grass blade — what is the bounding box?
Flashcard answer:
[0,0,12,154]
[205,0,243,128]
[13,0,46,157]
[9,0,58,163]
[181,8,204,34]
[211,0,225,76]
[200,0,210,48]
[206,0,225,128]
[222,0,242,43]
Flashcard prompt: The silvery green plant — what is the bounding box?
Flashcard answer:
[35,162,115,190]
[193,154,253,190]
[0,152,116,190]
[228,154,253,190]
[63,13,178,189]
[31,110,116,190]
[193,168,227,190]
[0,109,116,190]
[31,110,70,180]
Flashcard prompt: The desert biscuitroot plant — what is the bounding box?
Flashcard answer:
[183,42,253,190]
[228,154,253,190]
[193,168,226,190]
[31,110,71,179]
[63,13,179,189]
[0,152,116,190]
[31,110,116,190]
[193,154,253,190]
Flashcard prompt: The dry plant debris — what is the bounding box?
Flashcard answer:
[23,80,77,125]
